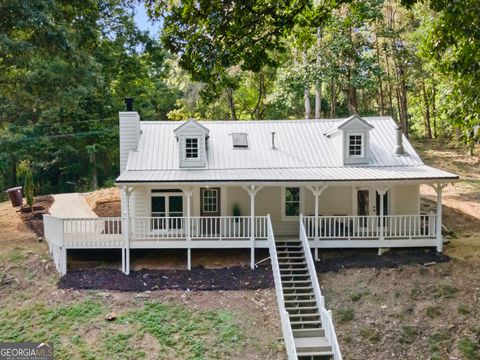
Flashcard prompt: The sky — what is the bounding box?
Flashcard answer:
[133,3,161,36]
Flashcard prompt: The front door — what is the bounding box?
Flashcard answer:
[200,188,221,235]
[356,188,389,234]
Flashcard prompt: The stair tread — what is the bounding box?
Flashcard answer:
[296,350,334,356]
[286,306,318,311]
[295,336,331,348]
[290,320,322,325]
[289,313,320,318]
[293,328,325,337]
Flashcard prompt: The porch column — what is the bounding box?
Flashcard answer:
[242,185,263,269]
[375,185,389,255]
[307,185,328,261]
[184,189,193,270]
[434,183,446,252]
[122,186,133,275]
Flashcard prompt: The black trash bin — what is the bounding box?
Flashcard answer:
[6,186,23,207]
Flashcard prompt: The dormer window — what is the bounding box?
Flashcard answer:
[348,133,364,158]
[185,138,199,159]
[174,119,209,168]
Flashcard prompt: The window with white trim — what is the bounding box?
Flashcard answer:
[284,187,300,217]
[185,138,199,159]
[202,188,219,213]
[348,134,364,157]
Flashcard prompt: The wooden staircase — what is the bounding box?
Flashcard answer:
[277,240,334,360]
[266,214,342,360]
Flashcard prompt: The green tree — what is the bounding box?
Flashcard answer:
[24,167,34,210]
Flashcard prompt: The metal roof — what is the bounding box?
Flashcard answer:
[117,117,458,183]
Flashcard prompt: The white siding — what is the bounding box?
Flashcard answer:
[304,186,353,216]
[393,184,420,215]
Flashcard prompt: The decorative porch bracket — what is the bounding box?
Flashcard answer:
[184,189,193,270]
[121,186,134,275]
[428,182,449,253]
[307,185,328,261]
[242,185,263,269]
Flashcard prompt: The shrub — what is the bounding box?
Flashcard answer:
[24,168,34,210]
[337,308,354,323]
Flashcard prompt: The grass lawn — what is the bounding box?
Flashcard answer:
[0,201,283,360]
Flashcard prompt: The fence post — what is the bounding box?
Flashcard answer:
[60,219,67,275]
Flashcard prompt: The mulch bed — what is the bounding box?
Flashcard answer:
[58,265,274,291]
[58,249,449,292]
[315,248,450,273]
[18,195,54,238]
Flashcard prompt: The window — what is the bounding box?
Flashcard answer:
[231,133,248,148]
[284,187,300,217]
[185,138,199,159]
[151,192,183,230]
[202,188,219,213]
[348,134,364,157]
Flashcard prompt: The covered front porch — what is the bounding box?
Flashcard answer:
[43,181,448,275]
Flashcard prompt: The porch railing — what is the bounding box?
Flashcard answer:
[102,216,269,242]
[299,216,342,360]
[303,214,437,240]
[267,215,297,360]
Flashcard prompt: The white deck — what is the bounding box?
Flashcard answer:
[43,213,440,275]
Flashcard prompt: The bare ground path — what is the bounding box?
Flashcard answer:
[49,193,98,218]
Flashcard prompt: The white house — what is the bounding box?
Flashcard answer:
[43,108,458,359]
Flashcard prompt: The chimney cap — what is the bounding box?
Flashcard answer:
[124,97,134,111]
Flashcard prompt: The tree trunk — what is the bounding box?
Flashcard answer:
[330,78,336,118]
[385,51,394,117]
[226,87,237,120]
[303,51,311,119]
[399,65,409,137]
[347,81,357,115]
[315,82,321,119]
[315,27,322,119]
[421,74,432,139]
[432,82,437,138]
[375,33,385,116]
[90,152,98,190]
[11,157,17,187]
[259,72,266,119]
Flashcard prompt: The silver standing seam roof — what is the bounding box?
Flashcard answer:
[116,117,458,183]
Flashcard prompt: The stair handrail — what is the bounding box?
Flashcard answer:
[299,214,343,360]
[267,214,297,360]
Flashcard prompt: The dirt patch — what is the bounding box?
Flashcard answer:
[315,248,449,273]
[323,259,480,360]
[18,195,53,238]
[85,188,121,217]
[58,265,274,291]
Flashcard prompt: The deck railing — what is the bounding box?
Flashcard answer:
[303,214,437,240]
[130,216,268,241]
[52,216,269,247]
[267,215,297,360]
[62,217,124,247]
[299,215,342,360]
